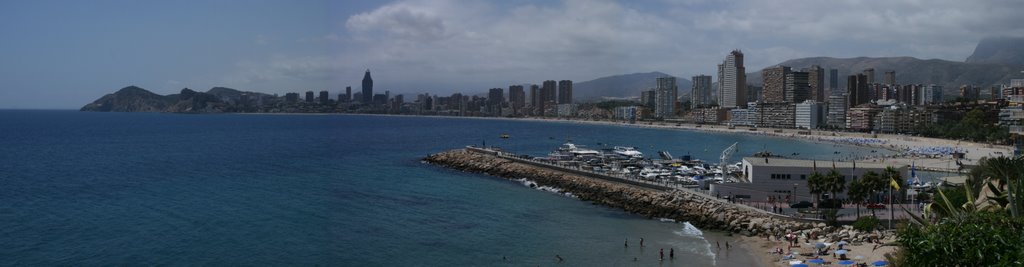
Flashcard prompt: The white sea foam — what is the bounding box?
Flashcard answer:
[658,218,677,223]
[672,222,717,265]
[512,178,576,198]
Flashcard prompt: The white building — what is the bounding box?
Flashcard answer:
[922,85,943,105]
[795,100,824,129]
[556,103,578,117]
[614,106,640,121]
[710,157,906,203]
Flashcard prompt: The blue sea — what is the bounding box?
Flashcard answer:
[0,111,877,266]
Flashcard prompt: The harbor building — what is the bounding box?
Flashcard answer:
[710,157,907,203]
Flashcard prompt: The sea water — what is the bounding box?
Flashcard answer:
[0,111,875,265]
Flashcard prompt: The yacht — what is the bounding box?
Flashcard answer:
[613,146,644,158]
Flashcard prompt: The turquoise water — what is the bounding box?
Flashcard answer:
[0,111,873,265]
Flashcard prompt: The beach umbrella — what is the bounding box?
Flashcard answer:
[854,255,865,260]
[814,243,826,249]
[837,241,848,246]
[807,259,825,264]
[835,249,848,255]
[838,260,856,265]
[791,264,809,267]
[873,260,889,266]
[790,260,804,265]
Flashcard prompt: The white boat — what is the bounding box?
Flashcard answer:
[613,146,644,158]
[557,142,601,157]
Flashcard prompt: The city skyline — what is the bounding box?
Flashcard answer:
[2,0,1024,109]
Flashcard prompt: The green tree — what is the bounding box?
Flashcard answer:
[807,171,826,208]
[859,171,885,217]
[825,169,847,207]
[848,177,870,218]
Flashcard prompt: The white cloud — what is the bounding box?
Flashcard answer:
[227,0,1024,95]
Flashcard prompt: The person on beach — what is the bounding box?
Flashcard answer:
[726,241,730,249]
[624,238,628,247]
[670,248,674,259]
[717,241,720,249]
[659,249,664,261]
[640,238,644,247]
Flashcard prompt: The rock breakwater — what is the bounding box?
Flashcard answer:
[425,149,892,243]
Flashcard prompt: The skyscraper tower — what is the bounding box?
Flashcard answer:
[362,69,373,103]
[655,76,678,118]
[691,75,713,109]
[717,50,747,108]
[807,65,825,102]
[884,71,896,85]
[863,68,876,85]
[762,66,790,103]
[558,80,573,104]
[828,69,839,95]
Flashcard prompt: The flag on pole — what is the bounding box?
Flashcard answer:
[852,160,856,171]
[813,160,817,172]
[890,177,901,190]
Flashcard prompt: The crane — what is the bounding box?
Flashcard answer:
[720,142,738,180]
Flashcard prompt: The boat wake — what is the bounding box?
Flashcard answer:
[513,178,576,198]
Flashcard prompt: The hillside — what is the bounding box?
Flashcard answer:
[81,86,273,113]
[573,72,692,102]
[746,57,1023,94]
[966,36,1024,65]
[79,86,175,112]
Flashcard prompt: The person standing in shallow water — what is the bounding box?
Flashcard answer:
[659,249,664,261]
[670,248,674,259]
[640,238,644,247]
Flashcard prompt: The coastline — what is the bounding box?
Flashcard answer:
[330,112,1012,171]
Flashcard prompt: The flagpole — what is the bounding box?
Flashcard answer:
[889,185,893,229]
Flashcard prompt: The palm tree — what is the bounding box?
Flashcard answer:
[847,177,869,218]
[965,156,1024,217]
[825,169,846,208]
[807,171,826,209]
[860,171,884,217]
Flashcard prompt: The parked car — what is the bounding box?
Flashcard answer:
[790,201,813,209]
[866,203,886,209]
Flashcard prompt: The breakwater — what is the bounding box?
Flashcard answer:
[425,148,890,243]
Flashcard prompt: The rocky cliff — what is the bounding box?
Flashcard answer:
[81,86,255,113]
[425,149,890,242]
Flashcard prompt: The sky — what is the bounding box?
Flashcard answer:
[1,0,1023,109]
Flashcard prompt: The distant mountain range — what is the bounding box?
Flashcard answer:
[573,72,692,102]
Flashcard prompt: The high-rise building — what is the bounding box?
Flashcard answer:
[829,69,839,92]
[746,85,763,103]
[541,80,557,115]
[319,90,329,105]
[847,74,870,107]
[345,86,352,102]
[795,100,824,129]
[785,71,810,103]
[655,77,678,118]
[691,75,713,109]
[362,69,373,103]
[529,84,540,108]
[717,50,747,108]
[884,71,896,85]
[762,66,790,103]
[641,89,657,110]
[285,92,299,103]
[863,68,875,85]
[827,94,848,129]
[807,65,825,102]
[923,85,942,105]
[487,88,504,115]
[305,91,315,103]
[509,85,525,115]
[557,80,573,104]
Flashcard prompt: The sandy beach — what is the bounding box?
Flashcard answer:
[736,234,898,267]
